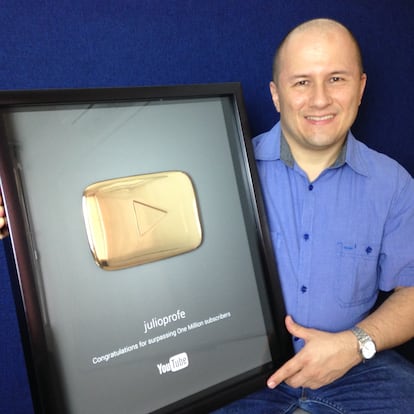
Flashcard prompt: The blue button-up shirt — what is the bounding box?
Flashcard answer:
[253,122,414,352]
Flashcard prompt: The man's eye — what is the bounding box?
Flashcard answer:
[330,76,342,83]
[295,80,309,86]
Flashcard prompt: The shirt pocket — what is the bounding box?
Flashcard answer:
[335,242,380,307]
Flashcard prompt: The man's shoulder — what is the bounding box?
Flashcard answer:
[252,123,279,144]
[252,122,281,160]
[350,136,412,184]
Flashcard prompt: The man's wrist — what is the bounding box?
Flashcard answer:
[351,326,377,361]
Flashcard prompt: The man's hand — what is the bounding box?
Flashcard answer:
[0,193,9,239]
[267,316,361,390]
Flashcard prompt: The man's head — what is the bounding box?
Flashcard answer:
[272,19,364,82]
[269,18,367,161]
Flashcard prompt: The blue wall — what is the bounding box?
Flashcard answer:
[0,1,413,412]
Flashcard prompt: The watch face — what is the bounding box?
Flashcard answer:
[362,341,376,359]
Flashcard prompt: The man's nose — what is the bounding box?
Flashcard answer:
[309,83,332,107]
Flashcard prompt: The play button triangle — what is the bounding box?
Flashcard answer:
[133,200,167,236]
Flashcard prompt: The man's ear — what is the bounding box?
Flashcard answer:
[269,81,281,113]
[358,73,367,106]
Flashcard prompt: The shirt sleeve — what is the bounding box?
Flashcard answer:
[379,168,414,290]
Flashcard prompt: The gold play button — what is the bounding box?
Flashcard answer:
[82,171,202,270]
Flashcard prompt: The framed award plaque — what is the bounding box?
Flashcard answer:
[0,83,292,413]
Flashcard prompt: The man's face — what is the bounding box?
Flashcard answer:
[270,27,367,154]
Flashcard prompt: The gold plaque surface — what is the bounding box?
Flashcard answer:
[82,171,202,270]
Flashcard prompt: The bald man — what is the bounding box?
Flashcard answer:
[213,18,414,413]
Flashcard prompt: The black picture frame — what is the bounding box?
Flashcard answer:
[0,83,292,414]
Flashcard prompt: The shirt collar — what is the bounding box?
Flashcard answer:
[344,131,369,176]
[254,122,369,176]
[280,132,295,167]
[280,133,350,170]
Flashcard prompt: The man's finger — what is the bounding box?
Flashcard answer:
[267,357,302,389]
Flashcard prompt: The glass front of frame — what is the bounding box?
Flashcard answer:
[0,84,291,414]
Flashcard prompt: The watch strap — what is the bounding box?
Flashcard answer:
[351,326,376,360]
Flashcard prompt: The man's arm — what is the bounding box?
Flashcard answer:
[0,194,7,239]
[267,286,414,390]
[358,286,414,351]
[0,193,9,239]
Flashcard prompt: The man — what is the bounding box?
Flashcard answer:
[213,18,414,413]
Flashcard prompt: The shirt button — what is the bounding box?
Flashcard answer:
[303,233,310,241]
[308,184,314,191]
[301,285,308,293]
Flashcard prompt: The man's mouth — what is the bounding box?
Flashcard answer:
[305,114,334,121]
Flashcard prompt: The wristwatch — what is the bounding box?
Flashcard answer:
[351,326,376,361]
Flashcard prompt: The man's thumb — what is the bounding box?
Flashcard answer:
[285,315,303,337]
